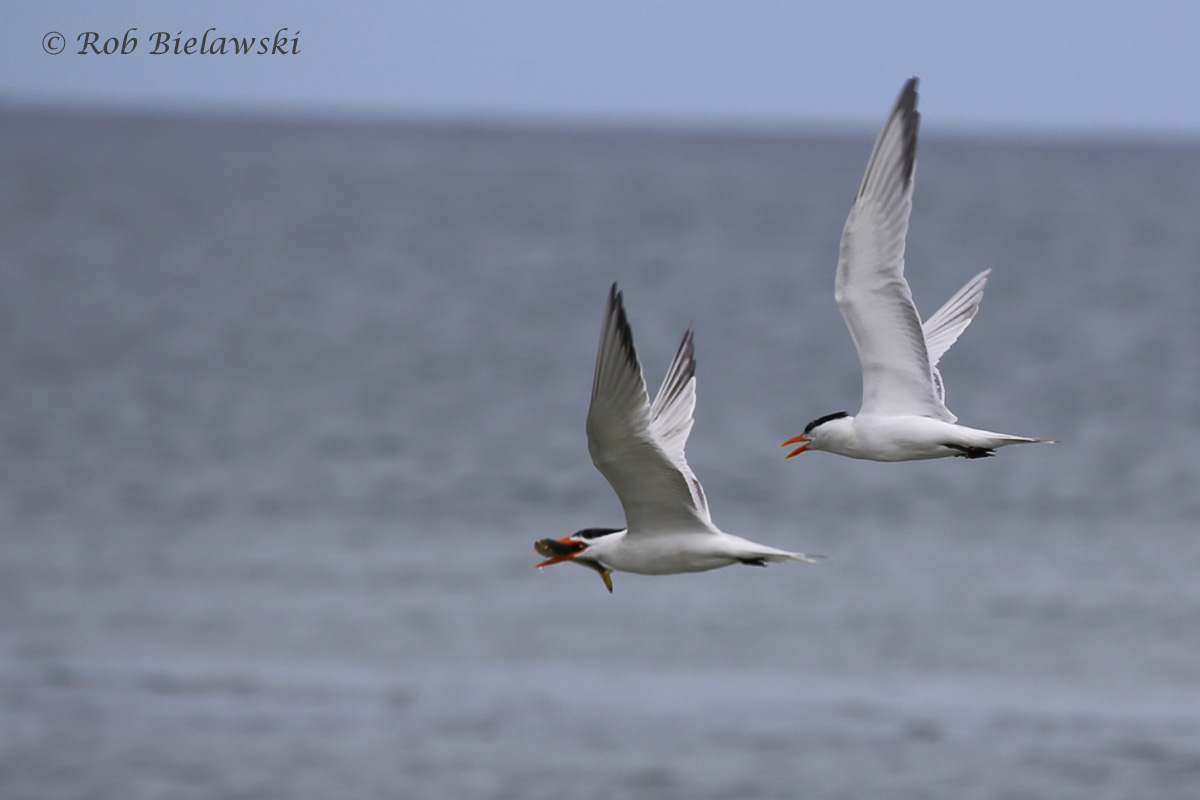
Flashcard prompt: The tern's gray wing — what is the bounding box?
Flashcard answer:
[834,77,955,423]
[586,284,712,536]
[921,269,991,405]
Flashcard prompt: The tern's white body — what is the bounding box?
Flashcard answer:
[785,78,1052,463]
[577,528,806,576]
[539,284,820,590]
[801,413,1047,462]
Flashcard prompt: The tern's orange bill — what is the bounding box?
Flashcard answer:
[782,434,809,459]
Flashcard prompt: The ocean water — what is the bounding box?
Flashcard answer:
[1,108,1199,799]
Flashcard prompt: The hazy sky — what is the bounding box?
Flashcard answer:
[4,0,1200,139]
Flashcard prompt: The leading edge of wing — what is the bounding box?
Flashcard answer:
[586,284,711,533]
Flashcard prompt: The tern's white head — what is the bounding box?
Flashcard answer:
[782,411,852,458]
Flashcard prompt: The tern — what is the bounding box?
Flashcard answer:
[782,78,1053,462]
[536,283,821,592]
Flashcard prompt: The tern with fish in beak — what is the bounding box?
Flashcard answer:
[535,283,821,592]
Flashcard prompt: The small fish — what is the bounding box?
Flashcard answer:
[534,538,583,559]
[533,538,614,593]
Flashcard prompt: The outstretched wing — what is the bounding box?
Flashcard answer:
[921,269,991,405]
[835,77,955,423]
[923,269,991,368]
[586,284,712,535]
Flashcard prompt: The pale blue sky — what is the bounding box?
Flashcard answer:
[3,0,1200,139]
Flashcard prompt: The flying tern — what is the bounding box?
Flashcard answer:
[536,283,821,592]
[782,78,1053,462]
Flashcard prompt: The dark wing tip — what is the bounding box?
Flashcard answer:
[855,77,921,202]
[897,77,920,181]
[675,322,696,380]
[605,281,640,373]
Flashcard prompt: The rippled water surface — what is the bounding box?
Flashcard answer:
[2,109,1200,798]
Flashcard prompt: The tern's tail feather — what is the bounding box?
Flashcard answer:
[785,552,825,565]
[745,544,825,565]
[949,432,1056,460]
[962,426,1058,448]
[994,434,1058,446]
